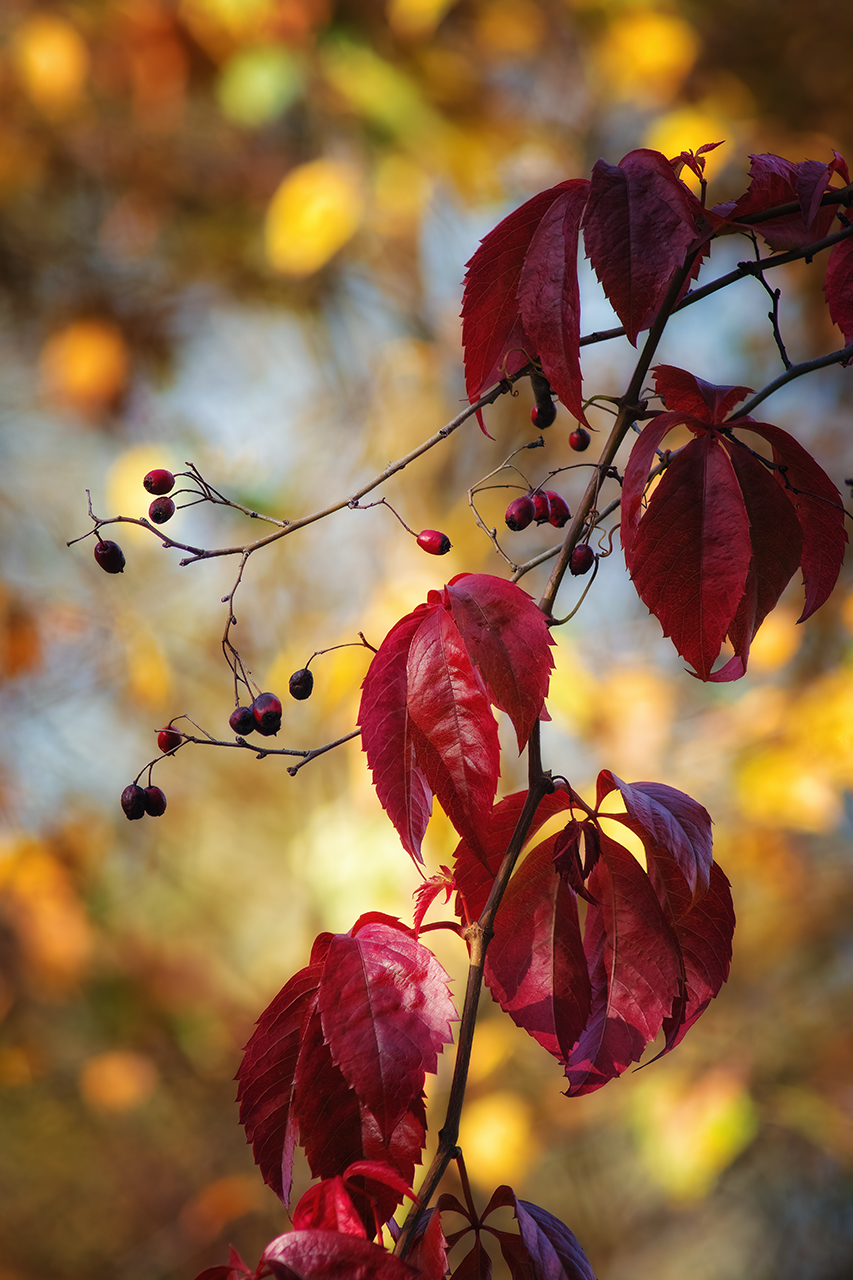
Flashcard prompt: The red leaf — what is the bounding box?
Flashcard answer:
[405,1207,449,1280]
[623,432,752,679]
[595,772,713,907]
[412,868,454,936]
[661,861,734,1050]
[564,836,682,1096]
[453,789,575,923]
[450,1237,493,1279]
[652,364,752,421]
[359,605,438,864]
[461,184,580,416]
[582,150,701,344]
[825,234,853,345]
[262,1230,417,1280]
[407,605,501,843]
[485,834,590,1064]
[721,153,841,250]
[739,420,847,621]
[517,180,591,424]
[317,920,456,1138]
[292,1178,366,1237]
[446,574,555,751]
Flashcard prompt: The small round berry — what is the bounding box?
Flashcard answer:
[143,469,175,495]
[157,727,182,753]
[149,496,175,524]
[143,785,167,817]
[546,492,571,528]
[94,539,126,574]
[121,784,147,821]
[229,706,256,735]
[416,530,451,555]
[252,692,282,735]
[531,400,556,429]
[569,428,591,452]
[505,495,535,532]
[289,668,314,701]
[570,545,596,576]
[531,492,551,524]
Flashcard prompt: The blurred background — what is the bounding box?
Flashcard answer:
[1,0,853,1277]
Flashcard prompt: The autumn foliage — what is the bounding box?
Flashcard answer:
[79,142,853,1279]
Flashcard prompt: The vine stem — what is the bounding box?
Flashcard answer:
[394,725,553,1260]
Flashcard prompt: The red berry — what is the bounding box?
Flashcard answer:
[289,668,314,700]
[531,400,556,428]
[121,784,146,820]
[505,495,535,531]
[94,540,125,574]
[252,691,282,735]
[149,496,175,524]
[546,492,571,528]
[144,469,175,495]
[416,529,451,555]
[229,706,256,735]
[569,428,591,452]
[157,727,182,753]
[143,785,167,817]
[570,545,595,576]
[531,492,551,524]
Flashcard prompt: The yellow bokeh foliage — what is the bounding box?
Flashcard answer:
[265,158,364,276]
[78,1050,159,1113]
[11,13,89,116]
[40,319,130,413]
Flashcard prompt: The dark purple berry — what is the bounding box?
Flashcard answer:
[144,469,175,495]
[121,784,146,820]
[531,400,556,428]
[416,529,451,555]
[531,492,551,524]
[157,727,182,753]
[94,539,125,574]
[505,496,535,532]
[570,544,596,576]
[143,785,167,816]
[229,706,256,735]
[546,492,571,528]
[252,692,282,735]
[148,496,175,524]
[289,668,314,700]
[569,428,591,452]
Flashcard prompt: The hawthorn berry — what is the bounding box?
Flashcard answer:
[149,496,175,524]
[252,691,282,735]
[546,492,571,528]
[157,727,182,753]
[289,668,314,700]
[569,427,591,452]
[94,539,125,574]
[143,785,167,817]
[570,544,595,575]
[531,492,551,524]
[416,529,451,555]
[143,469,175,495]
[121,784,146,820]
[229,706,256,735]
[531,400,556,429]
[505,495,535,531]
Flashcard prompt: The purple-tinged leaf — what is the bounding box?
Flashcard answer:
[825,234,853,345]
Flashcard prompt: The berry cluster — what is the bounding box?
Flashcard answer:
[230,691,283,738]
[121,783,167,820]
[505,490,570,531]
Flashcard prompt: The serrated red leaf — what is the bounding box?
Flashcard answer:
[292,1177,366,1236]
[485,834,590,1064]
[737,420,847,621]
[461,184,580,417]
[517,180,590,424]
[564,836,681,1096]
[407,605,501,843]
[405,1207,448,1280]
[317,920,456,1138]
[446,574,555,751]
[359,605,438,864]
[453,790,575,923]
[624,432,752,679]
[262,1229,418,1279]
[825,235,853,345]
[582,150,701,345]
[652,364,752,421]
[412,868,454,936]
[721,153,841,250]
[595,773,713,907]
